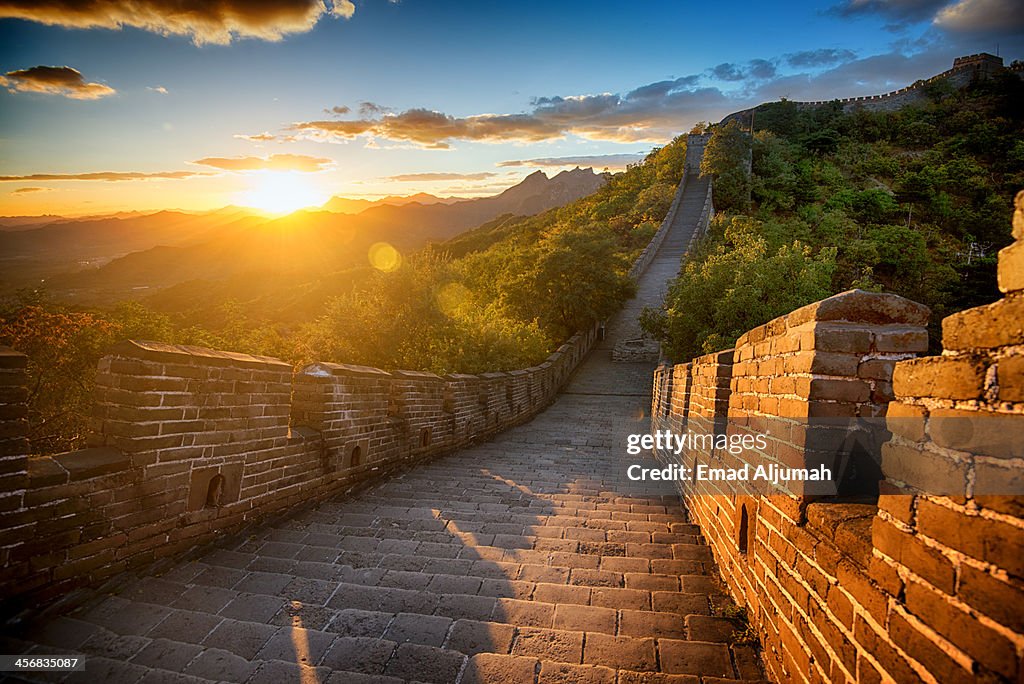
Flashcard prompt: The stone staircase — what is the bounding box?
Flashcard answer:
[610,173,711,364]
[5,434,764,684]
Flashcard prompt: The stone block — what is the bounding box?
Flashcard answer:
[998,356,1024,402]
[997,239,1024,293]
[942,295,1024,350]
[892,355,986,400]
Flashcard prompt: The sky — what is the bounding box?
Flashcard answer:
[0,0,1021,216]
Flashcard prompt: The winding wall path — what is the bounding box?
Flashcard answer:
[4,173,766,684]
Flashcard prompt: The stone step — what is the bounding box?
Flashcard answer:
[203,535,711,582]
[299,506,694,531]
[10,610,763,684]
[48,589,757,682]
[85,573,721,646]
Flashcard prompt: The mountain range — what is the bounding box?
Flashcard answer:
[0,168,605,305]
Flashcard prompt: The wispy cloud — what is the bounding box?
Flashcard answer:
[11,187,51,193]
[383,172,498,182]
[190,153,334,172]
[0,171,207,182]
[147,85,168,95]
[784,49,858,68]
[0,0,356,46]
[0,65,115,100]
[498,154,645,169]
[230,134,282,145]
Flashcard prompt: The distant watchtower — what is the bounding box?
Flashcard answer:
[952,52,1004,76]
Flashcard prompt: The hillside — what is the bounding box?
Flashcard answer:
[645,69,1024,361]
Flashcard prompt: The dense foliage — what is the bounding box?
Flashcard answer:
[644,72,1024,361]
[1,137,688,454]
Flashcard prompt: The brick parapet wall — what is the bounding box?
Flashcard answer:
[652,235,1024,684]
[866,190,1024,682]
[0,321,600,613]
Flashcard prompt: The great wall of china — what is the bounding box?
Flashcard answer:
[723,53,1022,126]
[0,61,1022,682]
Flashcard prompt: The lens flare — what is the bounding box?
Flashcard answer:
[368,242,402,272]
[436,282,472,317]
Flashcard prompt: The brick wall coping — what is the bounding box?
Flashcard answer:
[692,349,735,366]
[390,369,444,381]
[34,447,130,485]
[110,340,290,370]
[735,289,931,349]
[302,361,392,378]
[0,346,29,368]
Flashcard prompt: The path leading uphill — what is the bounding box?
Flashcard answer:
[5,174,766,683]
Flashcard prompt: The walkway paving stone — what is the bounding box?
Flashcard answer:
[6,174,766,682]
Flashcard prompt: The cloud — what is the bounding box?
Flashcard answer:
[291,81,734,147]
[325,105,350,115]
[785,49,858,68]
[190,153,333,172]
[0,65,115,99]
[0,0,356,46]
[235,131,279,142]
[829,0,948,22]
[384,172,498,182]
[625,76,701,100]
[497,154,645,169]
[747,59,778,80]
[11,187,51,193]
[359,101,390,117]
[934,0,1024,32]
[710,63,746,82]
[147,85,168,94]
[0,171,207,182]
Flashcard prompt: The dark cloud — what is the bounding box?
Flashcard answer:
[0,65,114,99]
[934,0,1024,33]
[326,105,350,115]
[190,154,333,172]
[625,76,701,100]
[384,172,498,182]
[785,49,858,68]
[497,154,645,169]
[710,63,746,81]
[11,187,50,193]
[359,101,390,117]
[0,171,207,182]
[747,59,778,80]
[0,0,355,46]
[829,0,947,22]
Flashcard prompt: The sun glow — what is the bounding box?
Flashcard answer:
[238,171,325,215]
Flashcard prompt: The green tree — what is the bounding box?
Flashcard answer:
[701,120,751,211]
